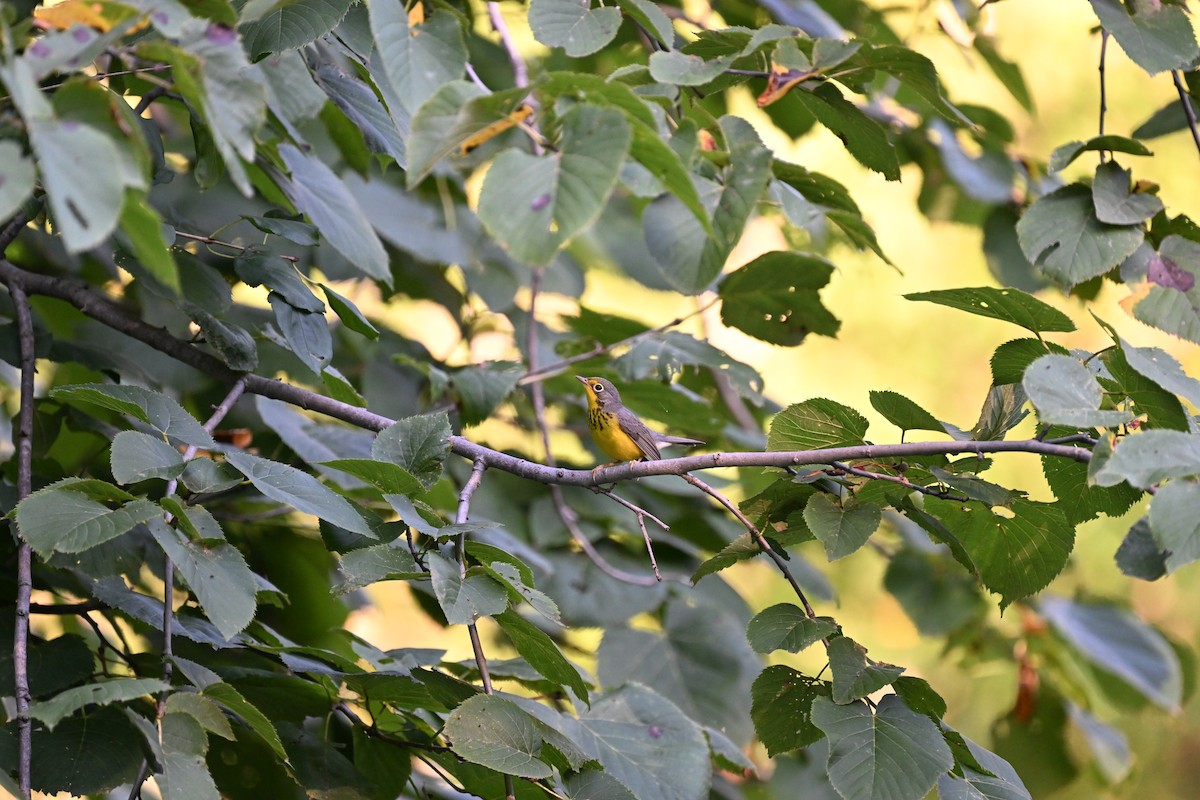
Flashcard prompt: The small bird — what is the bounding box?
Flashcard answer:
[576,375,704,463]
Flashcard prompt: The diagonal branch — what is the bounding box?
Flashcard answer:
[1172,70,1200,160]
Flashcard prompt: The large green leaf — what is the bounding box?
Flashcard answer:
[428,552,508,625]
[51,384,216,449]
[371,413,452,490]
[1016,185,1143,287]
[478,104,632,264]
[559,684,710,800]
[746,605,837,654]
[312,64,406,166]
[530,0,622,57]
[768,398,869,451]
[904,286,1075,334]
[1023,354,1134,427]
[1048,135,1153,173]
[1091,430,1200,488]
[1088,0,1200,75]
[27,706,145,795]
[495,609,589,701]
[925,498,1074,609]
[278,143,389,282]
[223,449,373,536]
[648,50,737,85]
[718,251,839,344]
[750,665,828,756]
[827,635,905,704]
[406,84,529,184]
[242,0,354,59]
[370,2,467,113]
[15,484,159,557]
[444,694,566,778]
[803,494,883,561]
[844,44,965,123]
[1092,161,1163,225]
[30,678,168,730]
[790,83,900,180]
[148,517,257,640]
[110,430,186,484]
[0,139,35,221]
[869,390,945,434]
[1148,479,1200,575]
[1041,595,1182,711]
[644,116,773,292]
[812,695,954,800]
[1121,339,1200,409]
[334,542,424,594]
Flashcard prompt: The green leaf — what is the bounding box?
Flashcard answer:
[884,549,986,636]
[616,332,764,404]
[904,286,1075,334]
[1088,0,1200,75]
[768,398,869,451]
[936,732,1033,799]
[370,3,467,113]
[482,561,560,623]
[1091,429,1200,488]
[158,711,219,800]
[148,518,257,640]
[27,116,127,253]
[1048,136,1154,173]
[1023,354,1133,427]
[15,486,159,557]
[869,390,945,433]
[406,84,530,184]
[746,605,837,654]
[319,459,424,496]
[751,665,828,756]
[648,50,736,85]
[334,543,424,594]
[1149,480,1200,574]
[530,0,622,57]
[1133,95,1200,140]
[1040,432,1140,525]
[562,684,710,800]
[245,213,320,246]
[1067,704,1133,785]
[772,163,888,262]
[118,190,179,293]
[110,430,186,484]
[827,635,904,703]
[990,338,1070,386]
[371,413,452,490]
[203,682,288,761]
[0,139,35,221]
[30,678,168,730]
[616,0,674,44]
[925,498,1074,609]
[1100,345,1189,431]
[311,64,407,166]
[320,284,379,340]
[428,552,508,625]
[1092,162,1163,225]
[813,695,954,800]
[478,104,631,265]
[975,36,1033,112]
[1016,185,1144,287]
[242,0,355,59]
[53,384,217,449]
[495,609,589,701]
[803,494,882,561]
[444,694,560,778]
[180,457,244,494]
[789,83,900,180]
[450,362,524,426]
[1115,517,1168,581]
[1121,339,1200,409]
[278,143,390,283]
[1040,595,1182,711]
[645,116,773,293]
[165,693,235,741]
[718,251,839,344]
[892,677,948,721]
[223,449,373,536]
[268,294,331,375]
[845,44,965,123]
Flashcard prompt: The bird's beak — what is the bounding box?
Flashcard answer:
[575,375,588,385]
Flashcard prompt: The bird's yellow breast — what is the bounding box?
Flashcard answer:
[587,408,645,461]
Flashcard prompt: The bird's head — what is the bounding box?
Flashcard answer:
[576,376,621,409]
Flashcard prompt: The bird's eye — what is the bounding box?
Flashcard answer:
[592,383,604,392]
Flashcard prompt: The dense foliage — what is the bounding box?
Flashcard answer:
[2,0,1200,798]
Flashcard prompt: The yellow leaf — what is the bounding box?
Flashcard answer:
[35,0,112,31]
[459,104,534,156]
[756,61,818,108]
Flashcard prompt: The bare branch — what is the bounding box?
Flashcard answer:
[6,276,35,800]
[827,461,968,501]
[487,2,528,89]
[1172,70,1200,160]
[1098,30,1109,163]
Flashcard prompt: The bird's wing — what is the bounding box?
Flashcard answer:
[616,408,662,460]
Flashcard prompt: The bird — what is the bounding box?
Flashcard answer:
[575,375,704,464]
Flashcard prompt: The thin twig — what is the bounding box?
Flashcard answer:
[1098,30,1109,163]
[517,298,720,386]
[29,601,105,615]
[7,277,35,800]
[593,487,670,531]
[827,461,968,501]
[680,473,817,618]
[130,378,247,800]
[173,230,300,263]
[452,460,513,800]
[487,2,528,89]
[1172,70,1200,160]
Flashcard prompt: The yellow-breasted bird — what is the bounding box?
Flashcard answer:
[576,375,704,463]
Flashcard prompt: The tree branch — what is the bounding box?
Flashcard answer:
[1098,30,1109,163]
[487,2,528,89]
[1172,70,1200,160]
[6,276,36,800]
